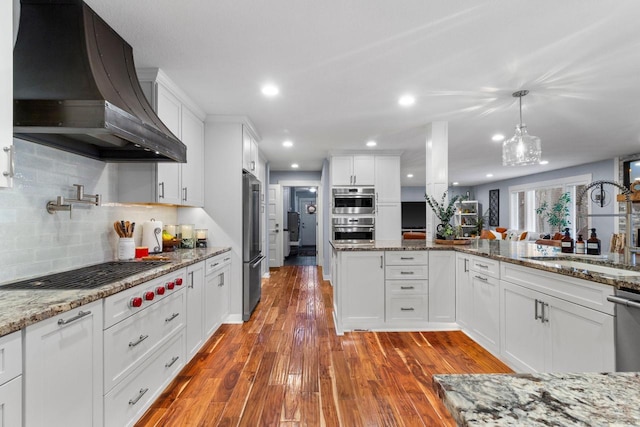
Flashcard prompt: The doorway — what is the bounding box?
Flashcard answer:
[284,186,317,266]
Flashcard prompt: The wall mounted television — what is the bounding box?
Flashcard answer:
[401,202,426,229]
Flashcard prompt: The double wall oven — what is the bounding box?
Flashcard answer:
[332,187,375,242]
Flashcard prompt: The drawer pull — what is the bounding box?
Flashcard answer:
[400,257,415,260]
[57,310,91,326]
[400,307,415,311]
[210,262,220,268]
[400,286,415,290]
[129,334,149,347]
[165,312,180,323]
[400,271,415,275]
[128,388,149,405]
[224,257,231,262]
[474,275,488,282]
[165,356,180,368]
[476,263,489,269]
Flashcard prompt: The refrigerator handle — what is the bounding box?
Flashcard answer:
[250,255,266,268]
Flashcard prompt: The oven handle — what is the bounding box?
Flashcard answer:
[333,227,375,232]
[607,295,640,310]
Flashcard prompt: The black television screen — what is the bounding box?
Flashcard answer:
[401,202,426,229]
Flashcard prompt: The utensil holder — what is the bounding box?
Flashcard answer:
[118,237,135,260]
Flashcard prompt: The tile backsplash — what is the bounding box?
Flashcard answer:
[0,139,179,283]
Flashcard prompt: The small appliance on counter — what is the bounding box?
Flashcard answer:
[196,229,208,248]
[142,218,163,254]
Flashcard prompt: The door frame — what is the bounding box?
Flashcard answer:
[267,184,283,268]
[279,180,323,268]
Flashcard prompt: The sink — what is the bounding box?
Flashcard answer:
[537,259,640,277]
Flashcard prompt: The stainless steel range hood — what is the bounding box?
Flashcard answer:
[13,0,187,163]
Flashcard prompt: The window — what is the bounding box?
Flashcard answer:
[509,174,591,237]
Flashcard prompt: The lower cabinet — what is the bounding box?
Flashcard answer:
[0,331,22,427]
[385,251,429,324]
[24,299,103,427]
[455,253,472,329]
[470,269,500,354]
[204,254,232,337]
[186,261,205,358]
[428,251,456,323]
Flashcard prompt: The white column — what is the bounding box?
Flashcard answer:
[425,122,449,241]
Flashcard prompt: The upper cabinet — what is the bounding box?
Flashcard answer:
[374,156,401,202]
[0,0,13,188]
[331,155,375,186]
[242,126,260,176]
[118,69,205,206]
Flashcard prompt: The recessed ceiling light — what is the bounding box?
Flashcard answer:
[492,134,505,142]
[452,182,459,186]
[398,94,416,107]
[486,173,493,178]
[407,174,414,178]
[291,163,299,169]
[282,140,293,148]
[261,84,279,97]
[366,140,377,147]
[539,160,549,165]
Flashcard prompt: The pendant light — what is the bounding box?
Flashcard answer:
[502,90,542,166]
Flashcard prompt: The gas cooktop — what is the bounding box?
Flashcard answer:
[0,261,170,290]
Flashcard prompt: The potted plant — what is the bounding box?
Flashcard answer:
[425,191,464,239]
[535,192,571,235]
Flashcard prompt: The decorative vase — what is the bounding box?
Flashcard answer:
[436,223,453,240]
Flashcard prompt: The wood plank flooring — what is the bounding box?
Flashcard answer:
[136,265,512,426]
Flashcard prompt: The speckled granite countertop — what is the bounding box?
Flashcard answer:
[433,372,640,426]
[0,247,231,337]
[331,239,640,291]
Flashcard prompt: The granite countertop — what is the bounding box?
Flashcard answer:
[331,239,640,292]
[0,246,231,337]
[433,372,640,426]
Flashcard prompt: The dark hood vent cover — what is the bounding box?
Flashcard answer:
[13,0,187,163]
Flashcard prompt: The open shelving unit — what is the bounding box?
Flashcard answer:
[454,200,482,238]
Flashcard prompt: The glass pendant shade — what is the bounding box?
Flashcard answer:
[502,124,541,166]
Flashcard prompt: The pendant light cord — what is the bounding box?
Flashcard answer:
[519,96,523,126]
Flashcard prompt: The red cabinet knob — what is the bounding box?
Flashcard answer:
[166,281,175,290]
[144,291,155,301]
[175,277,183,286]
[129,297,143,308]
[156,286,165,295]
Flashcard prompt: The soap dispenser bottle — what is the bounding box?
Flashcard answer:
[561,227,574,253]
[576,234,586,254]
[587,228,601,255]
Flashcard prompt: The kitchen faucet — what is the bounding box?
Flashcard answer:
[46,184,101,216]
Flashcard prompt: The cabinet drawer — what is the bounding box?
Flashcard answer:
[386,265,428,280]
[104,330,185,427]
[205,253,232,276]
[470,256,499,278]
[386,280,427,295]
[386,296,428,321]
[0,331,22,386]
[104,290,185,393]
[385,251,428,266]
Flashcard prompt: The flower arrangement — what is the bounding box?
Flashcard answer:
[425,191,464,239]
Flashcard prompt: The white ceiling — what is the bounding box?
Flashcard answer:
[80,0,640,187]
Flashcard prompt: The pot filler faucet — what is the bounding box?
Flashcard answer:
[577,180,636,264]
[47,184,101,216]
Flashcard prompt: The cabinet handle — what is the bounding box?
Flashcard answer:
[380,256,383,269]
[182,187,188,202]
[129,388,149,405]
[400,257,414,260]
[188,271,194,288]
[400,307,415,311]
[3,146,15,178]
[165,356,180,368]
[542,302,550,323]
[251,160,255,171]
[464,258,469,272]
[477,263,489,269]
[224,257,231,262]
[57,310,91,326]
[165,312,180,322]
[129,334,149,347]
[219,275,225,287]
[159,182,165,199]
[400,286,415,290]
[210,262,220,268]
[400,271,415,275]
[474,275,488,282]
[534,299,542,320]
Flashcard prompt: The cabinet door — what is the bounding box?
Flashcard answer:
[374,156,401,202]
[331,156,354,185]
[242,126,256,173]
[25,300,103,427]
[428,251,456,322]
[375,203,401,240]
[156,85,182,205]
[340,251,385,329]
[353,155,375,186]
[471,272,500,354]
[545,294,615,372]
[455,254,472,329]
[204,269,224,337]
[217,263,231,323]
[0,0,12,188]
[186,262,205,358]
[181,106,205,207]
[500,281,545,372]
[0,376,21,427]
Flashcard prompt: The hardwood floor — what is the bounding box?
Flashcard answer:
[136,265,512,426]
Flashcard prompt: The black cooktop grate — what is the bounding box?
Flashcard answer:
[0,261,170,290]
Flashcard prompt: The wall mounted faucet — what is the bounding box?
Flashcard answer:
[46,184,101,216]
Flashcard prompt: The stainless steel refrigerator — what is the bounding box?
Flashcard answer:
[243,172,263,321]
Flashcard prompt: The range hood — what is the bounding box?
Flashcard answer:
[13,0,187,162]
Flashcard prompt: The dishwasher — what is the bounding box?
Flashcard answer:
[607,288,640,372]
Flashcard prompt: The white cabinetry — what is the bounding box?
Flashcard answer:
[385,251,428,324]
[455,252,472,329]
[186,261,205,358]
[428,251,456,323]
[375,204,401,240]
[119,69,205,206]
[336,251,385,332]
[374,156,401,240]
[468,256,500,354]
[24,299,103,427]
[0,332,22,426]
[242,126,260,176]
[204,254,232,337]
[0,0,12,188]
[500,263,614,373]
[331,155,375,186]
